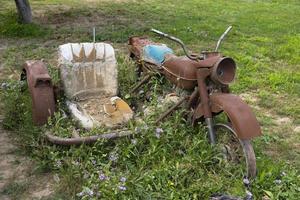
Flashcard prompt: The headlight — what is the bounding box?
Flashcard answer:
[211,57,236,85]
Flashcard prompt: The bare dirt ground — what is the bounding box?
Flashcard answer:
[0,126,53,200]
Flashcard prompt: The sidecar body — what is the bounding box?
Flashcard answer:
[59,42,133,129]
[23,43,133,129]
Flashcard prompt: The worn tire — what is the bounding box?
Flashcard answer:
[214,123,257,178]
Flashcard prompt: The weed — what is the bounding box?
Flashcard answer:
[1,181,29,199]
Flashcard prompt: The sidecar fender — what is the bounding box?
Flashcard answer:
[210,93,262,139]
[22,60,55,125]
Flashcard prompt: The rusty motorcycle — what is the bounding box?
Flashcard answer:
[128,27,262,178]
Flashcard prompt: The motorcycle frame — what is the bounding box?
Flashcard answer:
[129,57,261,143]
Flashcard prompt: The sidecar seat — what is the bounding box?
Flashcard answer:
[59,43,133,129]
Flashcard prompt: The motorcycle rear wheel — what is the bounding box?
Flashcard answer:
[214,123,257,178]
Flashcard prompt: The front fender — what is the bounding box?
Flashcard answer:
[210,93,262,139]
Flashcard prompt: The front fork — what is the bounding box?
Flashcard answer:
[196,68,216,144]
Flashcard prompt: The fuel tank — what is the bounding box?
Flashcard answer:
[162,55,221,90]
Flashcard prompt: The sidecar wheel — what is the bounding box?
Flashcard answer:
[214,123,257,178]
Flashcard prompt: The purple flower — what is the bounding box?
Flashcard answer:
[155,127,163,138]
[76,191,84,197]
[86,188,94,197]
[77,187,94,197]
[118,185,127,191]
[91,159,96,165]
[99,173,107,181]
[109,152,119,162]
[120,177,127,183]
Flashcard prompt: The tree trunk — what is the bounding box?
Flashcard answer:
[14,0,32,24]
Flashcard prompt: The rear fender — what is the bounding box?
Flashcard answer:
[210,93,262,139]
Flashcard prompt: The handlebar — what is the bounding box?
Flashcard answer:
[215,26,232,51]
[151,26,232,60]
[150,28,198,60]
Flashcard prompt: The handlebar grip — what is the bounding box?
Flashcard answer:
[150,28,166,36]
[150,28,182,44]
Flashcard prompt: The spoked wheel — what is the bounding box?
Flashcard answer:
[214,123,257,178]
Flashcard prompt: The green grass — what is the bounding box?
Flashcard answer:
[1,0,300,199]
[1,181,29,199]
[0,11,51,38]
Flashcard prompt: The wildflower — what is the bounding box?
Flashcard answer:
[109,152,119,162]
[91,159,96,165]
[245,190,253,200]
[77,187,94,197]
[120,177,127,183]
[281,171,287,176]
[274,179,282,184]
[99,172,107,181]
[131,139,137,145]
[243,177,250,186]
[118,185,127,191]
[55,160,62,168]
[155,127,163,138]
[76,191,84,197]
[86,188,94,197]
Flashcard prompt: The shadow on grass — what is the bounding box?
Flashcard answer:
[0,10,52,38]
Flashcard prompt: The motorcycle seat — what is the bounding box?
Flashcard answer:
[142,44,174,65]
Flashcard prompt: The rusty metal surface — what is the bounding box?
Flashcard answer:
[162,55,221,89]
[45,130,132,145]
[128,36,157,59]
[210,57,236,85]
[23,60,55,125]
[196,68,212,118]
[210,93,262,139]
[191,68,211,121]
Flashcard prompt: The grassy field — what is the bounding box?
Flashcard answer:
[0,0,299,199]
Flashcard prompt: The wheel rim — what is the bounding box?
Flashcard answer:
[214,123,257,178]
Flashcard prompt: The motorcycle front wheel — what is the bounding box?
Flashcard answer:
[214,122,257,178]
